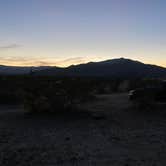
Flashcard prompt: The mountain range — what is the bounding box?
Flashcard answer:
[1,58,166,78]
[0,65,50,75]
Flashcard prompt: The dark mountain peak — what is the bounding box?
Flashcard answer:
[75,58,144,67]
[98,58,144,65]
[64,58,166,78]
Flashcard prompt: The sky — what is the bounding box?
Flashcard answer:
[0,0,166,67]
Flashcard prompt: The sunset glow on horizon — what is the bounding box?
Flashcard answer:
[0,56,165,68]
[0,0,166,67]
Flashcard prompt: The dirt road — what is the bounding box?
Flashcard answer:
[0,93,166,165]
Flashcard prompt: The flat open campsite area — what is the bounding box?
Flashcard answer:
[1,93,166,165]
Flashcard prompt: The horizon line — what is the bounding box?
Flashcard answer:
[0,58,165,68]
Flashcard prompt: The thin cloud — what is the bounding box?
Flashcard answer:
[0,56,90,67]
[60,57,84,62]
[34,61,52,66]
[32,57,87,67]
[57,57,87,66]
[0,56,28,62]
[0,44,21,50]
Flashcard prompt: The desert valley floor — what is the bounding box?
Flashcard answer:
[0,93,166,165]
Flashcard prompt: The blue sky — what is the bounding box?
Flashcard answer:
[0,0,166,66]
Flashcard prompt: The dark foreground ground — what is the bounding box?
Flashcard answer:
[0,93,166,166]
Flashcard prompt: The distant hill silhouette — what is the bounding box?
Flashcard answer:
[1,58,166,78]
[0,65,51,75]
[35,58,166,78]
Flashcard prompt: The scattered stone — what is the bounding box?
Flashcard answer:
[65,137,71,141]
[91,112,106,120]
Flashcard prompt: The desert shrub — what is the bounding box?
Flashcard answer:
[132,95,156,110]
[23,77,95,114]
[118,80,130,92]
[23,91,77,114]
[24,92,54,113]
[0,90,22,104]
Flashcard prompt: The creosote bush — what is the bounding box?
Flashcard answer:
[23,78,95,114]
[132,95,156,111]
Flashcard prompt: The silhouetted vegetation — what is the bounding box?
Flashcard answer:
[0,75,165,113]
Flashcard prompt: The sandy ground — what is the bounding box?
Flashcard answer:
[0,93,166,165]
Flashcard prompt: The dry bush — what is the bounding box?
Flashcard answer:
[132,95,156,111]
[23,79,95,114]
